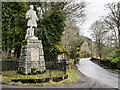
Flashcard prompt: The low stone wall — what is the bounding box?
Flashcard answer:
[90,58,118,69]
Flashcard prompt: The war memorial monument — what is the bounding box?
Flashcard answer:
[18,5,46,74]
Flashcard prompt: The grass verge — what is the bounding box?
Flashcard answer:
[2,69,80,86]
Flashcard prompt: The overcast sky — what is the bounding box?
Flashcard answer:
[80,0,119,39]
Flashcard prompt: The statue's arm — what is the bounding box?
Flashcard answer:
[26,13,28,19]
[25,11,31,19]
[34,11,39,21]
[36,16,39,21]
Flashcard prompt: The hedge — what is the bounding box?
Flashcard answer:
[11,73,68,83]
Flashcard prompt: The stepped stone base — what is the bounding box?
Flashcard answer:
[18,38,46,74]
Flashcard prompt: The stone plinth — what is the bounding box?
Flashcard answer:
[19,38,46,74]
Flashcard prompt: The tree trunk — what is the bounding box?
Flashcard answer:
[99,53,102,59]
[118,2,120,49]
[117,20,120,49]
[118,30,120,49]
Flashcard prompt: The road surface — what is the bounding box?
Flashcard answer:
[77,58,119,88]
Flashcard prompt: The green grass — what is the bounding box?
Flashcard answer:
[68,69,80,81]
[0,75,2,83]
[2,69,80,86]
[2,70,56,79]
[112,69,120,72]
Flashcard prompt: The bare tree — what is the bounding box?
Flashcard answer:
[60,20,85,58]
[34,1,87,22]
[61,20,83,50]
[90,20,108,58]
[63,1,87,23]
[103,1,120,48]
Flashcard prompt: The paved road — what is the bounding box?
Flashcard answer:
[77,58,119,88]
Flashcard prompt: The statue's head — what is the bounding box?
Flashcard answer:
[30,5,34,10]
